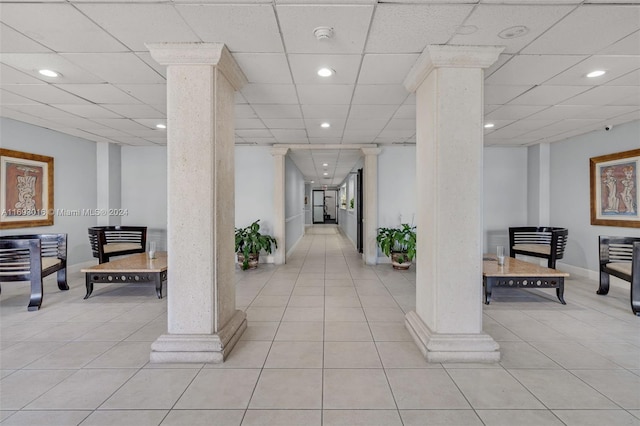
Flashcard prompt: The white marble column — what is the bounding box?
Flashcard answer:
[146,43,248,363]
[403,45,504,363]
[272,147,288,265]
[361,148,380,265]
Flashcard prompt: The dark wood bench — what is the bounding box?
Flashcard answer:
[598,236,640,316]
[509,227,568,269]
[0,233,69,311]
[88,226,147,264]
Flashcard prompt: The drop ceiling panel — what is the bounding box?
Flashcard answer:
[560,86,639,106]
[508,85,589,105]
[484,85,532,105]
[0,89,40,105]
[289,54,361,85]
[598,30,640,55]
[53,104,124,119]
[176,4,283,53]
[571,105,639,120]
[297,85,354,105]
[271,129,308,141]
[485,105,547,120]
[6,104,82,119]
[522,5,640,55]
[366,4,473,53]
[352,85,409,105]
[253,104,303,119]
[384,119,415,130]
[0,53,105,84]
[263,119,305,129]
[0,23,51,53]
[0,64,44,85]
[344,118,389,131]
[607,69,640,86]
[485,55,588,86]
[91,118,152,132]
[4,84,90,104]
[55,84,142,104]
[393,105,415,119]
[349,104,398,120]
[449,5,573,54]
[544,56,640,86]
[1,4,126,53]
[61,53,165,85]
[358,54,420,84]
[276,4,373,54]
[236,129,274,138]
[235,104,258,119]
[116,84,166,105]
[233,54,293,84]
[301,105,349,119]
[308,137,342,144]
[342,129,382,139]
[241,84,298,104]
[526,105,595,120]
[236,119,265,129]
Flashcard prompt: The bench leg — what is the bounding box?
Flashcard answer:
[57,268,69,291]
[556,283,566,305]
[154,273,163,299]
[632,273,640,316]
[597,271,610,295]
[84,274,94,299]
[28,277,43,311]
[484,278,492,305]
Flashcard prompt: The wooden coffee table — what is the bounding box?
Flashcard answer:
[81,252,167,299]
[483,255,569,305]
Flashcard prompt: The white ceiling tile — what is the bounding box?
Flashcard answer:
[116,84,166,105]
[301,105,349,119]
[241,84,298,104]
[526,105,595,120]
[450,5,574,54]
[485,55,588,86]
[485,85,532,105]
[522,5,640,55]
[366,4,473,53]
[1,4,126,52]
[352,85,409,105]
[233,53,292,84]
[560,86,639,106]
[598,30,640,55]
[297,85,354,105]
[236,119,266,129]
[545,55,640,86]
[570,105,639,120]
[384,119,415,130]
[276,4,374,54]
[308,137,342,144]
[5,104,82,119]
[393,105,415,119]
[344,118,389,131]
[4,84,90,104]
[253,104,303,119]
[358,54,419,84]
[76,4,199,52]
[61,53,165,84]
[342,129,381,139]
[305,119,346,137]
[0,89,40,105]
[0,64,43,85]
[607,69,640,86]
[0,23,51,53]
[485,105,547,120]
[236,129,274,138]
[263,119,305,129]
[485,54,513,79]
[376,129,415,139]
[615,92,640,106]
[129,118,167,131]
[349,104,398,120]
[0,53,105,84]
[508,86,589,106]
[235,104,258,119]
[176,4,283,53]
[53,104,123,119]
[271,129,308,141]
[135,52,166,79]
[289,54,361,85]
[91,118,152,131]
[55,84,142,104]
[100,104,163,119]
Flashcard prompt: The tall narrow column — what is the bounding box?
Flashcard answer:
[272,147,288,265]
[361,148,380,265]
[403,45,504,363]
[146,43,248,363]
[96,142,121,226]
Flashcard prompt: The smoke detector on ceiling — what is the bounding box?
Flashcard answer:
[314,27,334,40]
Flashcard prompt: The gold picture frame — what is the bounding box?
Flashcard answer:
[590,148,639,228]
[0,148,54,229]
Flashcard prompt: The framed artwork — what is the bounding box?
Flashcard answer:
[0,148,54,229]
[590,148,639,228]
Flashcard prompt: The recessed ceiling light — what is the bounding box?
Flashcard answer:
[38,69,60,78]
[317,67,334,77]
[498,25,529,39]
[311,180,314,183]
[321,122,330,128]
[484,123,495,129]
[323,172,328,176]
[322,163,328,167]
[155,123,167,129]
[586,70,606,78]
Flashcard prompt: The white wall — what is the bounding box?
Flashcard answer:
[0,118,98,265]
[285,155,305,255]
[378,146,417,228]
[304,183,312,225]
[121,146,168,250]
[483,147,529,253]
[550,120,640,272]
[235,146,275,235]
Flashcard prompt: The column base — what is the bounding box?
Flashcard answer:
[405,311,500,363]
[150,309,247,363]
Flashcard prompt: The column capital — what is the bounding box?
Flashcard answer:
[361,147,381,156]
[146,42,247,91]
[271,147,289,157]
[404,45,505,93]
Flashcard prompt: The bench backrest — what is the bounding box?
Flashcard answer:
[599,236,640,264]
[88,226,147,255]
[0,234,67,259]
[509,227,568,259]
[0,234,66,281]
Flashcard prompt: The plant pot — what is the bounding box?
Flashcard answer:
[237,252,259,270]
[391,252,412,270]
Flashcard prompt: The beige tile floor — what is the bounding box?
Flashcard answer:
[1,226,640,425]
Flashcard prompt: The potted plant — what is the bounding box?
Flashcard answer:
[235,220,278,270]
[376,223,416,270]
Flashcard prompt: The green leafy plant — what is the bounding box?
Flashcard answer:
[376,223,416,264]
[349,198,355,209]
[234,220,278,270]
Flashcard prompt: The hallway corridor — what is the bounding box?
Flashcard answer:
[0,229,639,425]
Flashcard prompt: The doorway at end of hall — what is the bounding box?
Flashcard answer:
[312,189,338,224]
